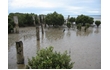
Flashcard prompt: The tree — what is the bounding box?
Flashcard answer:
[95,21,101,27]
[75,14,94,26]
[26,46,74,69]
[57,14,64,26]
[8,16,15,33]
[45,11,64,27]
[8,23,14,33]
[45,13,53,26]
[68,17,75,23]
[24,13,34,26]
[8,13,38,27]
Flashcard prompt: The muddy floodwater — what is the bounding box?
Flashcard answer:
[8,25,101,69]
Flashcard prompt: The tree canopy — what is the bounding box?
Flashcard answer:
[8,13,40,33]
[45,11,64,27]
[68,17,75,23]
[75,14,94,26]
[95,21,101,27]
[8,13,39,27]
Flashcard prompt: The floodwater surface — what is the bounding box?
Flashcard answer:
[8,25,101,69]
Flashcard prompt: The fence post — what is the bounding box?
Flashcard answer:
[13,16,19,33]
[16,41,24,64]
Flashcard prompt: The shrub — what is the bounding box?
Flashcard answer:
[26,46,74,69]
[67,22,71,28]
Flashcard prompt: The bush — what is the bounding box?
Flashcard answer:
[67,22,71,28]
[26,46,74,69]
[69,17,75,23]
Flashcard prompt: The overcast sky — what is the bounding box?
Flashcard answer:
[8,0,101,15]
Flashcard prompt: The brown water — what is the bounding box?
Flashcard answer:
[8,25,101,69]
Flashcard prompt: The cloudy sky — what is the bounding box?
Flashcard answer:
[8,0,101,15]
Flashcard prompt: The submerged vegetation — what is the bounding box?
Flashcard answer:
[26,46,74,69]
[67,22,71,28]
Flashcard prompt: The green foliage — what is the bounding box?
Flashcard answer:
[8,13,39,27]
[95,21,101,27]
[75,14,94,26]
[24,13,34,26]
[8,16,15,33]
[69,17,75,23]
[45,11,64,27]
[26,46,74,69]
[35,15,39,25]
[39,14,45,23]
[67,22,71,28]
[8,23,14,33]
[45,13,53,26]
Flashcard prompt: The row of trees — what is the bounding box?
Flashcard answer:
[67,14,101,31]
[8,12,101,33]
[8,13,40,33]
[8,13,39,27]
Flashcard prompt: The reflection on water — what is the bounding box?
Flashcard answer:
[17,64,25,69]
[37,40,40,52]
[76,27,93,36]
[8,26,101,69]
[94,27,100,34]
[45,28,64,41]
[66,29,71,37]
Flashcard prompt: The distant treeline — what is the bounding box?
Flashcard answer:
[8,12,46,33]
[8,13,39,27]
[8,12,101,33]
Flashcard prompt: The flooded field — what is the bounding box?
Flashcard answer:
[8,25,101,69]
